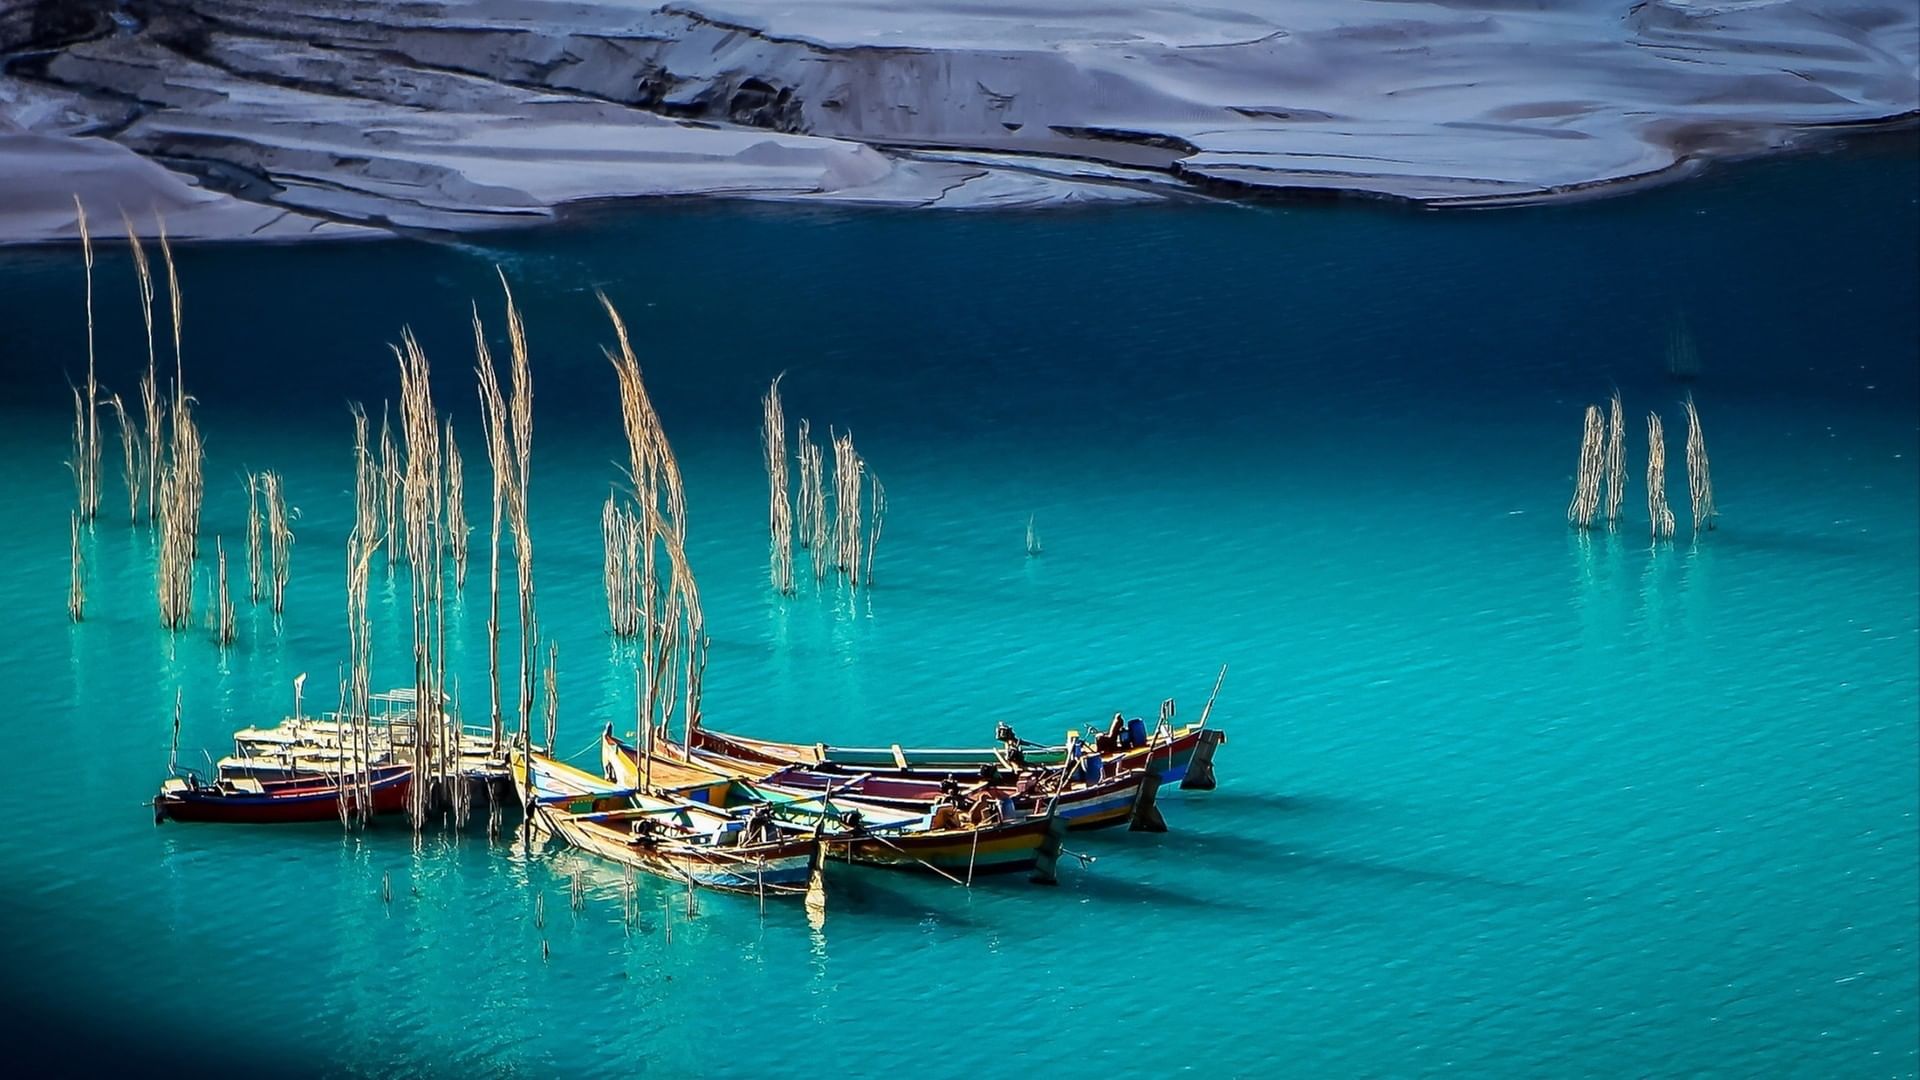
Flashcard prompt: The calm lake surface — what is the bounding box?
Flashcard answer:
[0,143,1915,1077]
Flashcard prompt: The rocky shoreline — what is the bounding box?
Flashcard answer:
[2,0,1914,244]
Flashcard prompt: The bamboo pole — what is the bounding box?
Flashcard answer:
[762,374,794,594]
[1603,390,1626,529]
[1684,394,1716,533]
[1647,412,1676,541]
[1567,405,1604,529]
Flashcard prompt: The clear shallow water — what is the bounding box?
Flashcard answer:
[0,145,1915,1077]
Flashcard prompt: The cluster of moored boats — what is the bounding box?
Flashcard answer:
[154,675,1229,904]
[153,687,508,824]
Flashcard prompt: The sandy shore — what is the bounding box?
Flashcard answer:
[1,0,1913,244]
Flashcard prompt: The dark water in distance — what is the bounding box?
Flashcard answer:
[0,143,1913,1077]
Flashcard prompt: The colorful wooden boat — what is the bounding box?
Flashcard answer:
[513,748,821,898]
[553,734,1067,882]
[606,728,1151,836]
[689,720,1225,790]
[688,667,1232,790]
[154,764,412,824]
[659,773,1064,880]
[540,805,820,896]
[227,688,509,786]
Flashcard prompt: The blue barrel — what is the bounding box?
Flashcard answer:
[1127,717,1148,748]
[1082,753,1105,785]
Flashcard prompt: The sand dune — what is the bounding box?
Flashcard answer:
[1,0,1912,242]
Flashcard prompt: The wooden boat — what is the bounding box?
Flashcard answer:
[689,719,1225,790]
[605,727,1148,837]
[547,735,1067,882]
[154,764,412,824]
[228,688,510,786]
[689,667,1231,789]
[541,804,820,896]
[512,749,821,898]
[217,747,401,784]
[659,772,1064,880]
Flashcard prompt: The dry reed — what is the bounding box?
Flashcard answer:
[502,276,538,755]
[378,404,400,569]
[263,471,292,614]
[1647,413,1676,540]
[213,537,235,646]
[68,512,84,622]
[598,293,707,739]
[1603,390,1626,529]
[1683,394,1715,533]
[865,473,885,586]
[1567,405,1604,529]
[73,197,101,522]
[602,492,645,636]
[124,212,159,522]
[831,431,864,585]
[154,395,203,629]
[799,425,829,580]
[245,472,262,604]
[762,374,794,594]
[394,329,450,828]
[474,310,512,752]
[155,221,202,553]
[101,394,138,524]
[446,419,468,589]
[346,404,379,824]
[543,641,558,754]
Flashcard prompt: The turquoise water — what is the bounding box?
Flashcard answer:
[1,144,1915,1076]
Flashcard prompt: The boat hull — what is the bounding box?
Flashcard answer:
[155,767,412,824]
[542,808,816,895]
[694,723,1220,787]
[761,768,1145,832]
[820,815,1056,875]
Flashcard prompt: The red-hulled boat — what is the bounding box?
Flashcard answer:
[154,764,412,824]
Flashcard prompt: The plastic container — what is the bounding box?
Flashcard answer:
[1127,717,1148,748]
